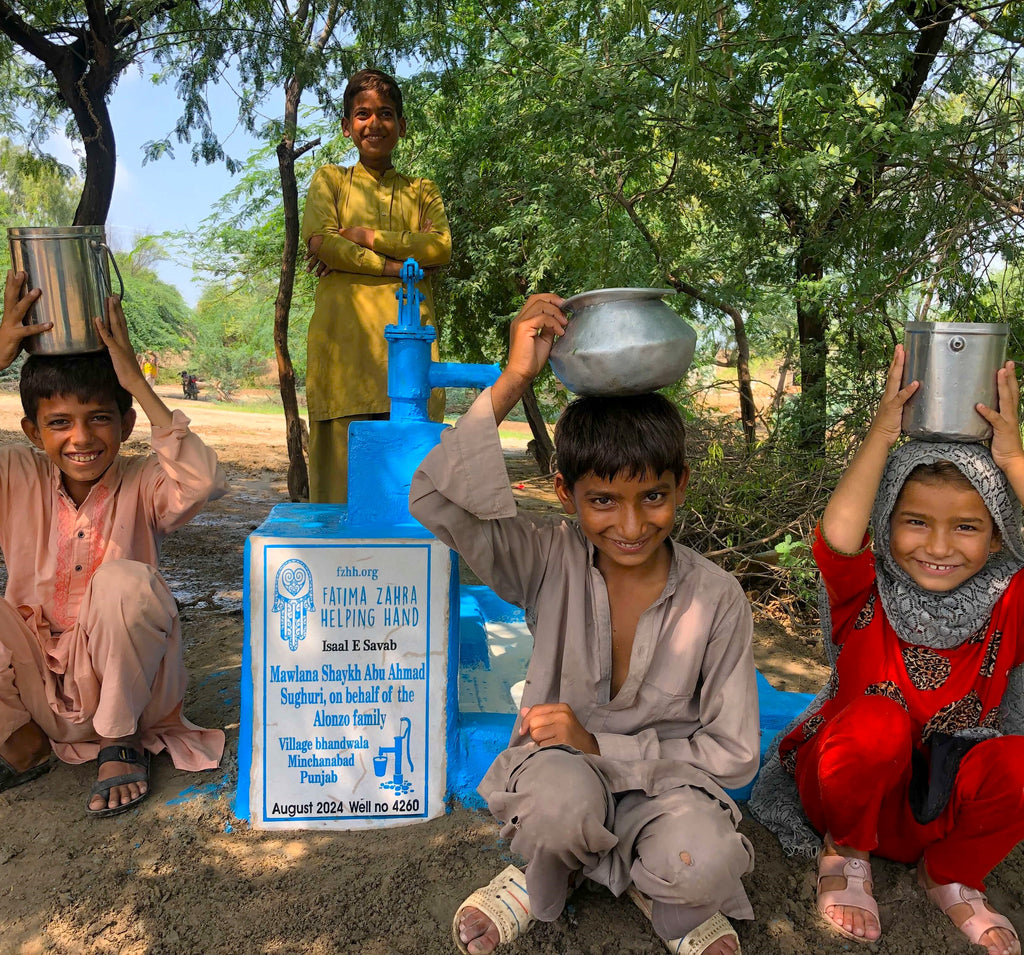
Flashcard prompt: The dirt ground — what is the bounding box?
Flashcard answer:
[0,388,1020,955]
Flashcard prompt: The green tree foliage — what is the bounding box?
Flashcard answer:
[0,0,217,224]
[166,1,1022,463]
[404,0,1024,450]
[187,279,286,398]
[110,235,190,351]
[0,137,80,272]
[120,272,190,353]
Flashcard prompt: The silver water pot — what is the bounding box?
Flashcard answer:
[901,320,1009,442]
[8,225,125,355]
[549,288,697,396]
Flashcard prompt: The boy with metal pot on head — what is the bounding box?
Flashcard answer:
[410,295,758,955]
[750,346,1024,954]
[0,271,226,816]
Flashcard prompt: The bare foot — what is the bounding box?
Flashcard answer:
[920,863,1020,955]
[456,905,500,955]
[818,833,881,941]
[0,720,51,773]
[88,735,148,813]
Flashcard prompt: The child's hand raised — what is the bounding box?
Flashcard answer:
[505,294,568,384]
[490,294,567,423]
[518,703,598,755]
[0,271,50,371]
[94,296,174,428]
[868,344,919,447]
[93,296,145,392]
[978,361,1024,478]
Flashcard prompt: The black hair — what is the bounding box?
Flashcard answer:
[343,69,403,119]
[902,460,976,494]
[20,352,133,422]
[553,393,687,490]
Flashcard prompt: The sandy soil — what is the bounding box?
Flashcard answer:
[0,388,1020,955]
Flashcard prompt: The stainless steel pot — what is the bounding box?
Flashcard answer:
[549,288,696,396]
[901,320,1009,442]
[8,225,125,355]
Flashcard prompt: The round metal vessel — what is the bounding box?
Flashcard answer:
[901,320,1009,442]
[8,225,124,355]
[549,288,696,396]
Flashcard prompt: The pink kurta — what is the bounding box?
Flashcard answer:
[0,410,227,770]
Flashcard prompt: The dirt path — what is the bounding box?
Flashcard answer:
[0,392,1019,955]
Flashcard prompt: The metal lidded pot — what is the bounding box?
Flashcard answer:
[901,320,1009,442]
[549,287,697,396]
[8,225,125,355]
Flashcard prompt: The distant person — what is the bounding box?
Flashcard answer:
[750,347,1023,953]
[411,295,758,955]
[301,67,452,503]
[180,370,199,400]
[0,271,227,816]
[142,351,157,387]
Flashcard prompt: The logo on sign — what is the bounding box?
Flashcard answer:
[272,558,315,651]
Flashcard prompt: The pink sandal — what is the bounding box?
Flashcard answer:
[919,870,1019,951]
[816,852,880,944]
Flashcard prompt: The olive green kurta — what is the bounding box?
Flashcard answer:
[300,161,452,421]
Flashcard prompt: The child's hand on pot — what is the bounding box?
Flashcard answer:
[868,345,919,447]
[0,271,50,371]
[94,296,146,393]
[979,361,1024,478]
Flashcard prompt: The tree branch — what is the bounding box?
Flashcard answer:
[293,136,320,159]
[0,0,62,67]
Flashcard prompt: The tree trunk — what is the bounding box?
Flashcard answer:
[794,247,827,450]
[520,384,555,475]
[770,335,797,417]
[721,303,756,447]
[69,87,117,226]
[274,75,311,501]
[14,22,121,226]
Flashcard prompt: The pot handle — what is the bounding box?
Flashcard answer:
[90,240,126,302]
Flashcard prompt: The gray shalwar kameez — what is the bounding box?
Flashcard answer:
[409,390,759,940]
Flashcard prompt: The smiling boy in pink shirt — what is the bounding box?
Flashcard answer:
[0,271,226,816]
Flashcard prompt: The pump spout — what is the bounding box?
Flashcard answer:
[428,361,500,392]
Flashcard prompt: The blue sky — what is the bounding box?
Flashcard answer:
[44,67,266,306]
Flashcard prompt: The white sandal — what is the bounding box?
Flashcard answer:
[452,864,533,954]
[628,885,742,954]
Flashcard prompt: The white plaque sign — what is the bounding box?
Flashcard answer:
[247,538,452,829]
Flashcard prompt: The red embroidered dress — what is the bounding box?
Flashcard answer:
[779,526,1024,777]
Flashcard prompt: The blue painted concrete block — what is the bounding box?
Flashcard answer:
[447,664,813,808]
[348,420,447,527]
[459,593,490,669]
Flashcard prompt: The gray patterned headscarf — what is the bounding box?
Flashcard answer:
[749,440,1024,856]
[871,441,1024,649]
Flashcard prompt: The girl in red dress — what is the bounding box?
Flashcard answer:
[751,346,1024,955]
